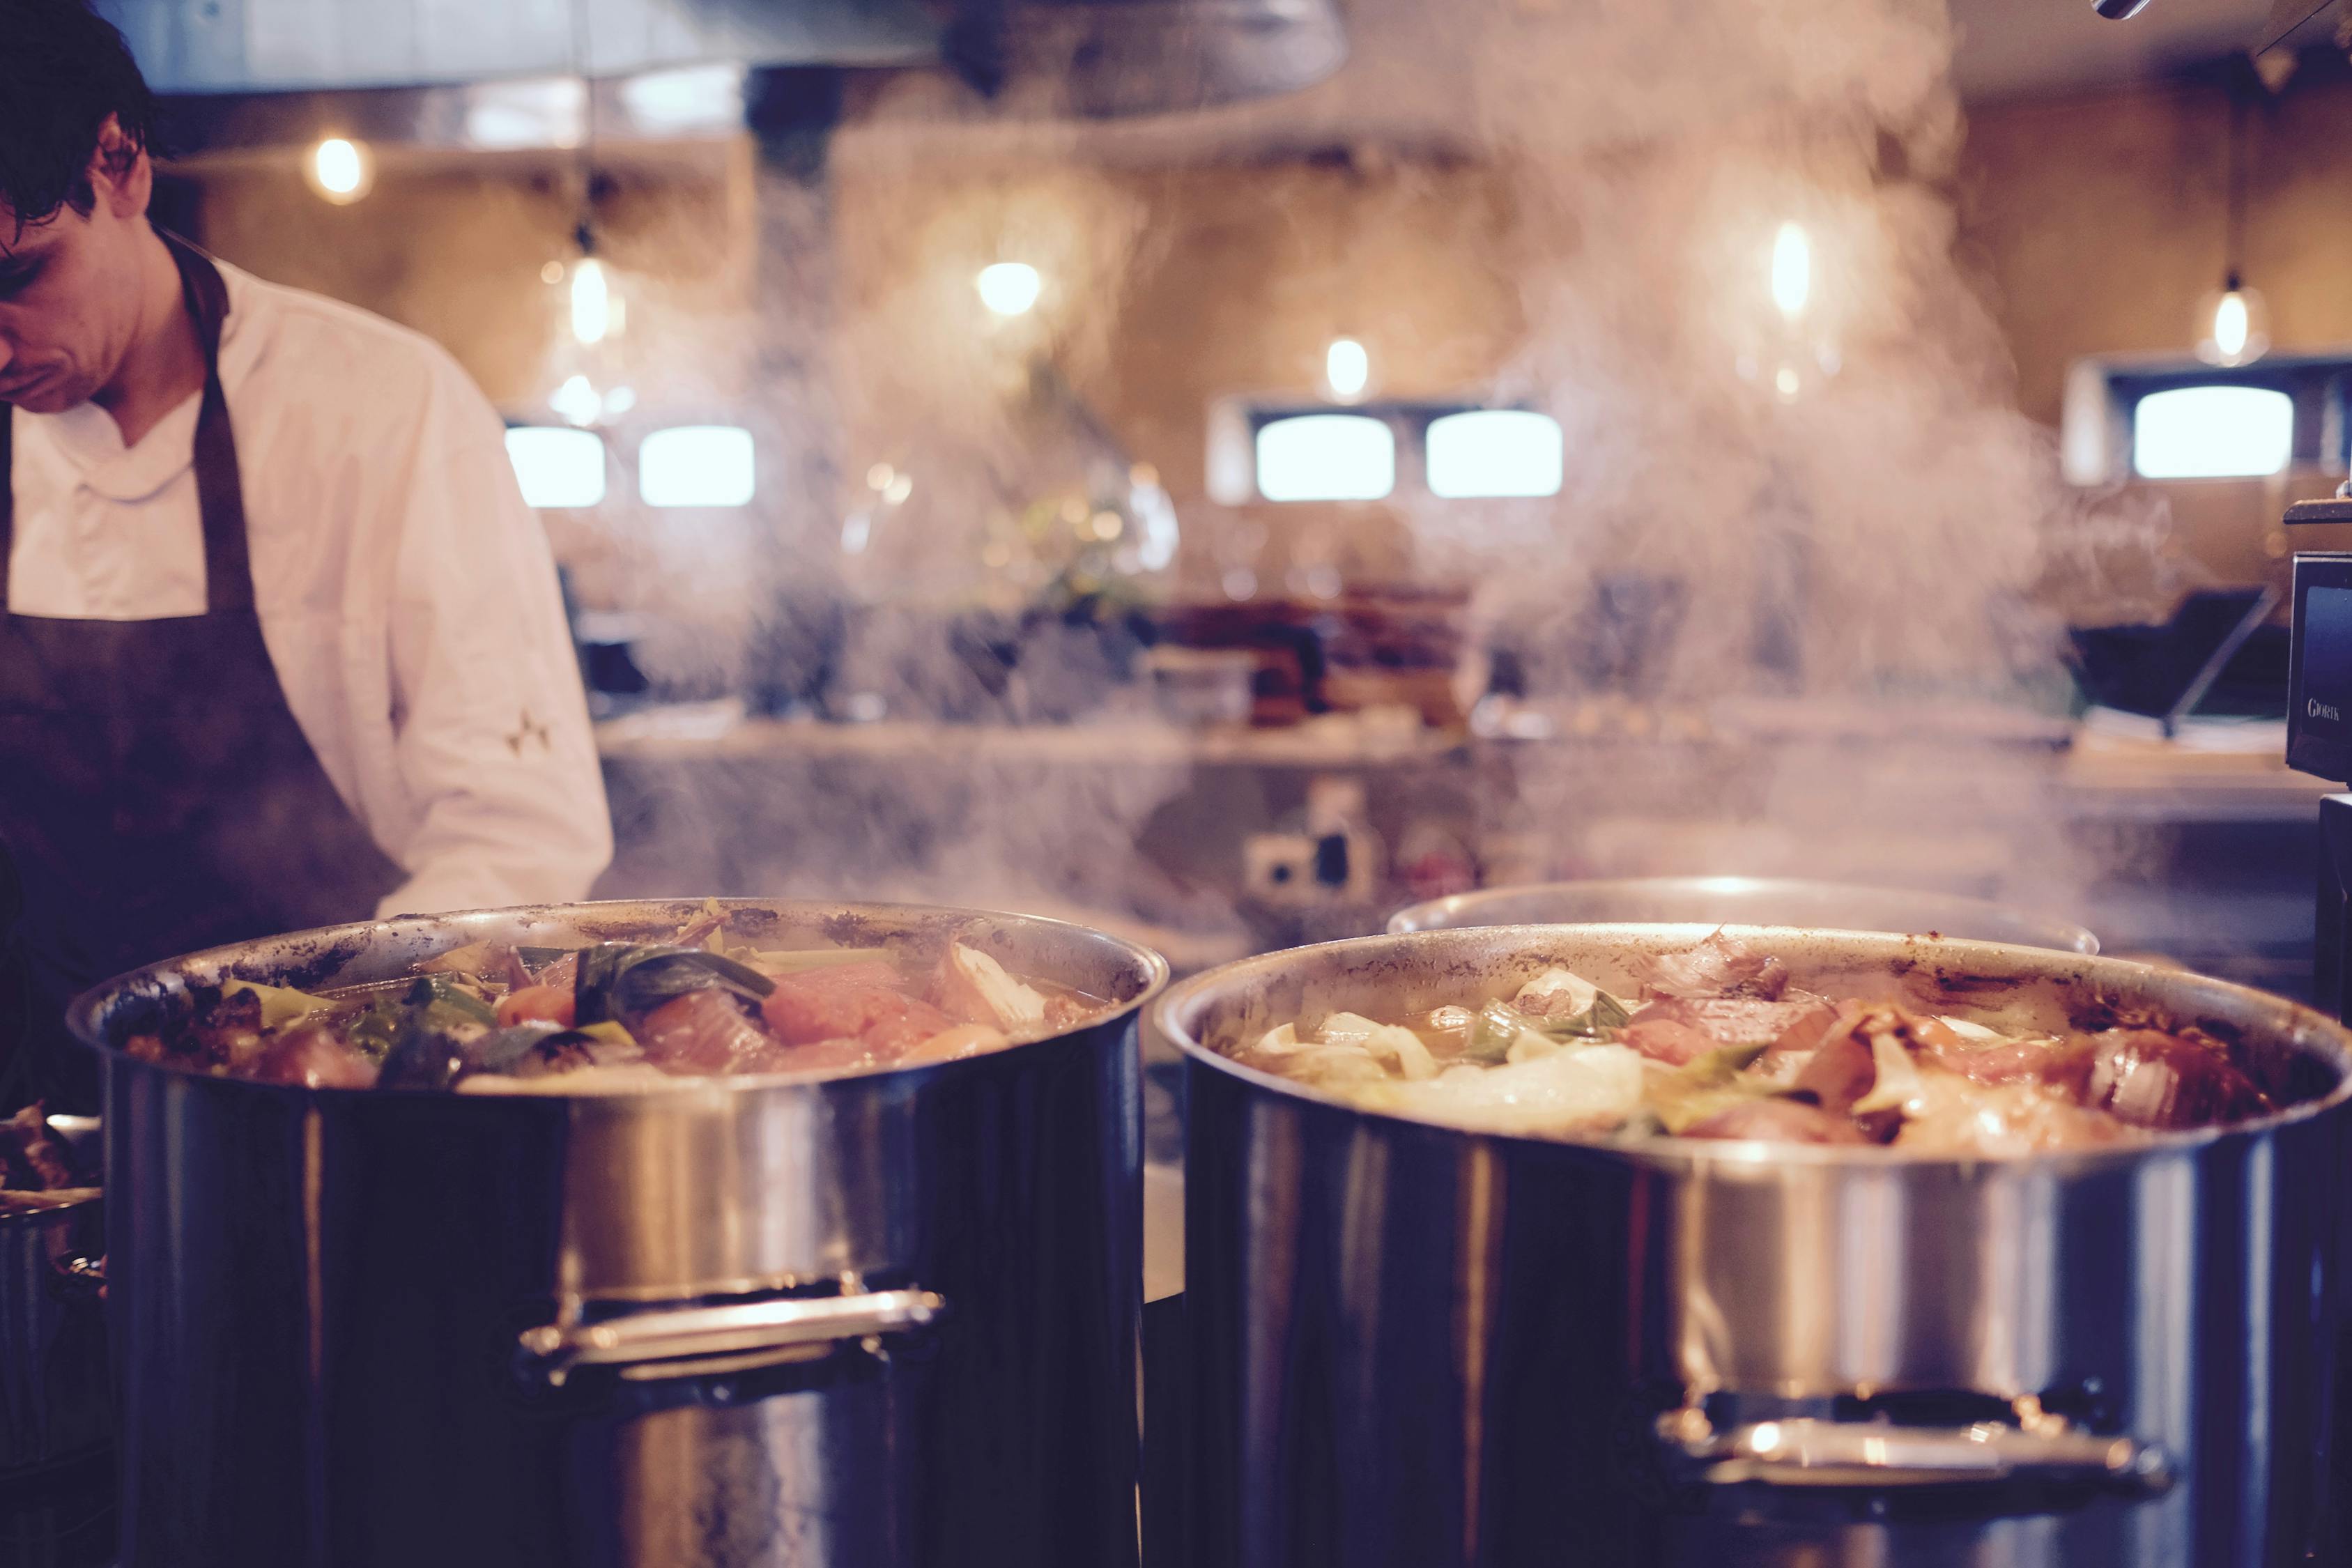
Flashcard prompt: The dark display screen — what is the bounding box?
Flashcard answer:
[2289,557,2352,781]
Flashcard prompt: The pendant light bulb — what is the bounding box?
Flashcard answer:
[976,262,1043,318]
[570,257,615,346]
[306,137,374,204]
[1770,221,1810,320]
[2195,277,2270,367]
[1324,337,1370,400]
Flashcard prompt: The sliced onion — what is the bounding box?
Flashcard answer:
[1852,1027,1926,1116]
[1254,1022,1302,1054]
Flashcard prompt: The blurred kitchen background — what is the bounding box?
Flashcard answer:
[107,0,2352,995]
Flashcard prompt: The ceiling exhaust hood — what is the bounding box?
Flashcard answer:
[102,0,944,94]
[944,0,1348,118]
[104,0,1347,151]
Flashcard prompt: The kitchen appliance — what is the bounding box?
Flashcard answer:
[2284,498,2352,1022]
[1153,923,2352,1567]
[68,900,1166,1568]
[1390,876,2100,953]
[2068,587,2287,737]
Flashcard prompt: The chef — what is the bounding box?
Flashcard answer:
[0,0,613,1108]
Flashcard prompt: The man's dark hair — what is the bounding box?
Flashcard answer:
[0,0,158,234]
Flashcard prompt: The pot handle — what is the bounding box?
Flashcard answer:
[1655,1408,2173,1493]
[48,1253,105,1300]
[518,1286,945,1387]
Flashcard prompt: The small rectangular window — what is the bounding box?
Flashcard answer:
[639,426,756,508]
[2132,385,2294,480]
[505,426,606,509]
[1426,410,1564,498]
[1254,414,1396,502]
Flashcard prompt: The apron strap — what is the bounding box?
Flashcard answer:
[161,231,254,615]
[0,228,254,615]
[1,397,12,586]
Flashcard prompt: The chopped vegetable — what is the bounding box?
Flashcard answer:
[496,983,574,1029]
[1514,968,1600,1017]
[574,944,776,1027]
[420,940,503,976]
[1317,1012,1438,1079]
[1424,1006,1476,1047]
[937,944,1050,1033]
[1467,1001,1539,1064]
[1255,1022,1302,1054]
[1648,1040,1774,1133]
[1850,1024,1926,1116]
[112,911,1099,1093]
[1509,969,1634,1038]
[1359,1043,1644,1135]
[409,976,497,1028]
[475,1023,564,1074]
[377,1024,475,1091]
[1227,931,2281,1153]
[224,980,332,1029]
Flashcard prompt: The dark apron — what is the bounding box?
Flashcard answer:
[0,233,404,1110]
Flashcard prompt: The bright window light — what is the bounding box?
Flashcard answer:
[1255,414,1394,502]
[620,63,745,136]
[640,426,755,507]
[1426,410,1565,498]
[464,78,587,150]
[505,426,606,509]
[2132,385,2293,479]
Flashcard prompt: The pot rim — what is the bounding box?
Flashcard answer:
[68,897,1171,1100]
[0,1191,102,1225]
[1155,921,2352,1171]
[1387,875,2100,955]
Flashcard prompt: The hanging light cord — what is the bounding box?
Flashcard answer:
[569,0,596,258]
[2224,89,2250,293]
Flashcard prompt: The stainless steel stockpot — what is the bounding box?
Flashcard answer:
[1152,923,2352,1568]
[70,900,1167,1568]
[0,1190,107,1478]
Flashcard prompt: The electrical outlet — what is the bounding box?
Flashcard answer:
[1243,829,1382,907]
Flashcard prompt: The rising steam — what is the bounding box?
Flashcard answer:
[584,0,2174,949]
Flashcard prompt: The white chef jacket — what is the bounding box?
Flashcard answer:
[4,258,613,918]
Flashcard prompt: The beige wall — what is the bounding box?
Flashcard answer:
[187,140,796,629]
[176,66,2352,608]
[1954,72,2352,590]
[1957,75,2352,425]
[192,140,758,411]
[822,146,1528,594]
